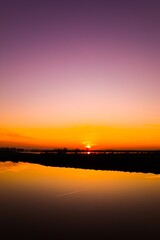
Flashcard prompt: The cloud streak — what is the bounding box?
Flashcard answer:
[0,128,34,140]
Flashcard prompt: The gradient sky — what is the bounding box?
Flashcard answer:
[0,0,160,149]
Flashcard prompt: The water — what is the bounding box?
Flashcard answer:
[0,161,160,239]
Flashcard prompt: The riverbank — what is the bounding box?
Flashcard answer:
[0,149,159,174]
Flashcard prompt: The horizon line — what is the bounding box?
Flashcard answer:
[1,147,160,152]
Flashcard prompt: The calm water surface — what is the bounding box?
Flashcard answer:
[0,161,160,239]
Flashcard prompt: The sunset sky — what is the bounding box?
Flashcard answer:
[1,0,160,149]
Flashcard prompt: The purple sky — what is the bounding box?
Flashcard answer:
[0,0,160,148]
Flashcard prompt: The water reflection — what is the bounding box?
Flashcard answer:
[0,161,160,239]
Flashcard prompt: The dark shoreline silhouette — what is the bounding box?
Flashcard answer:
[0,148,160,174]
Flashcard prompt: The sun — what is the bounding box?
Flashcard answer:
[82,141,95,153]
[85,145,91,154]
[86,145,91,149]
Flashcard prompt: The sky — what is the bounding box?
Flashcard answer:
[0,0,160,149]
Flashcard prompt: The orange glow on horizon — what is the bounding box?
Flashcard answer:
[0,124,160,150]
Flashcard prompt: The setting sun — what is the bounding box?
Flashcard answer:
[86,145,91,149]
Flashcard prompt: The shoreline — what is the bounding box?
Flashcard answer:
[0,149,160,174]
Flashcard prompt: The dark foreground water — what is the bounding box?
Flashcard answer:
[0,161,160,240]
